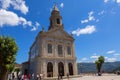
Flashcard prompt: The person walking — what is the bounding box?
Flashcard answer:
[31,73,34,80]
[36,74,39,80]
[21,74,24,80]
[67,73,69,80]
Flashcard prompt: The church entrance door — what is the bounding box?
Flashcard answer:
[68,63,73,75]
[58,62,64,76]
[47,62,53,77]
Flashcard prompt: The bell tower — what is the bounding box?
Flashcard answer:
[48,5,63,30]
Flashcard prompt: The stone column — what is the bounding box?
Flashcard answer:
[63,42,66,58]
[44,41,47,57]
[64,61,69,76]
[73,61,78,75]
[36,60,41,74]
[42,61,47,77]
[72,43,76,58]
[41,39,44,57]
[54,42,57,57]
[54,61,58,77]
[54,40,58,57]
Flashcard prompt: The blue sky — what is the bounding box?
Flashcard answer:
[0,0,120,63]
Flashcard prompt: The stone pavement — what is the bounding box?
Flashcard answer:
[63,74,120,80]
[11,74,120,80]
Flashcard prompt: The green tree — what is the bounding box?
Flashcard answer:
[95,56,105,76]
[0,36,18,80]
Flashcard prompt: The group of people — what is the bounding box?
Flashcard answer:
[58,73,70,80]
[8,73,44,80]
[8,73,70,80]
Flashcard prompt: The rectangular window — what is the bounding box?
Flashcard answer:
[67,46,71,55]
[58,45,62,55]
[48,44,52,53]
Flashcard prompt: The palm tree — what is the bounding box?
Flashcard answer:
[95,56,105,76]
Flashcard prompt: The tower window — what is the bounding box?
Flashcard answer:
[57,18,60,24]
[48,44,52,53]
[58,45,62,55]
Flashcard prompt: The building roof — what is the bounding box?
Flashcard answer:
[15,63,22,68]
[22,61,29,64]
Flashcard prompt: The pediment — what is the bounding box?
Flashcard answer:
[46,29,74,40]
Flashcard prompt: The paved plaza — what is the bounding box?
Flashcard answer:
[63,74,120,80]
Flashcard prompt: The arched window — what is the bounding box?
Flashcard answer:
[67,46,71,55]
[58,45,62,55]
[48,44,52,53]
[57,18,60,24]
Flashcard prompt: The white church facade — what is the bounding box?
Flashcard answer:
[28,5,78,77]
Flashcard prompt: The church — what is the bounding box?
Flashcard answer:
[28,5,78,77]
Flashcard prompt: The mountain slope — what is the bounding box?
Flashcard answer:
[77,61,120,74]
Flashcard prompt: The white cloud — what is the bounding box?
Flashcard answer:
[30,26,37,31]
[72,25,96,36]
[0,9,39,31]
[60,3,64,8]
[0,9,30,26]
[98,10,105,15]
[0,0,11,9]
[114,53,120,56]
[81,58,88,61]
[104,0,120,4]
[107,50,115,54]
[106,58,116,62]
[90,54,100,62]
[105,57,108,59]
[12,0,28,14]
[35,22,40,27]
[88,11,95,21]
[1,0,28,14]
[81,19,89,24]
[0,0,39,31]
[0,9,17,26]
[104,0,110,3]
[30,22,40,31]
[81,11,96,24]
[90,55,99,59]
[116,0,120,3]
[104,56,117,62]
[19,17,32,26]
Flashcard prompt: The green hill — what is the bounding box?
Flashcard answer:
[77,61,120,74]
